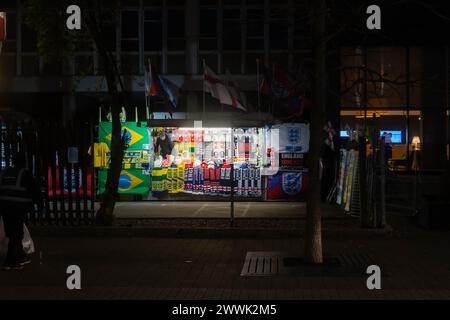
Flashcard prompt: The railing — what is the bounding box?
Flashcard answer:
[0,119,96,226]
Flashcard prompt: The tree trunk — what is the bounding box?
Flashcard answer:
[305,0,326,264]
[95,64,124,226]
[86,9,125,226]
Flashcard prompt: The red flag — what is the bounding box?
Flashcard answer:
[204,63,246,111]
[0,12,6,42]
[260,64,295,99]
[145,62,160,97]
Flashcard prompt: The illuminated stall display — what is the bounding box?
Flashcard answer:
[94,122,310,200]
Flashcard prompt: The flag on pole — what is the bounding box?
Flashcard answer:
[204,63,225,101]
[204,63,245,111]
[0,12,6,54]
[157,74,179,109]
[144,61,160,97]
[260,64,294,99]
[225,69,247,112]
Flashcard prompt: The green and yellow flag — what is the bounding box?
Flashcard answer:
[98,169,150,195]
[99,121,149,150]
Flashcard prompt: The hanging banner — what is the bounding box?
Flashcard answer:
[98,169,149,195]
[274,123,310,153]
[279,153,308,171]
[266,170,308,200]
[99,121,150,150]
[97,122,152,169]
[121,149,151,169]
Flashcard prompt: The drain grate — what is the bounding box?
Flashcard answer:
[337,252,377,272]
[241,251,380,277]
[240,252,283,276]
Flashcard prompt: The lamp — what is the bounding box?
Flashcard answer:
[411,136,421,151]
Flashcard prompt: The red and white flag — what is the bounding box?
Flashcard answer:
[204,63,246,111]
[0,12,6,41]
[225,69,247,112]
[145,60,160,97]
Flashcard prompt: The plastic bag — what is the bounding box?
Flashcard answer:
[23,224,35,255]
[0,217,35,256]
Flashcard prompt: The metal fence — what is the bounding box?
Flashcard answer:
[0,119,97,225]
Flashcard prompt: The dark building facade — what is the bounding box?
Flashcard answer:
[1,0,449,172]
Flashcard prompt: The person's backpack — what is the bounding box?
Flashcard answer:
[0,168,33,204]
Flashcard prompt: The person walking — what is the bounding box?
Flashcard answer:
[0,152,41,270]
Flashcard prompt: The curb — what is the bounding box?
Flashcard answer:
[28,224,394,239]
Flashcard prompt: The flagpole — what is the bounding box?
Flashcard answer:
[147,58,152,120]
[202,59,206,115]
[256,58,261,117]
[272,63,275,115]
[145,62,149,121]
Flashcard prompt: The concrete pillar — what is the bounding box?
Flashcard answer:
[185,0,199,75]
[263,0,270,68]
[139,0,144,74]
[421,48,446,170]
[62,94,77,124]
[185,0,200,113]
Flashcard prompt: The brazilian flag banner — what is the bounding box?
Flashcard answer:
[99,121,149,150]
[98,169,150,195]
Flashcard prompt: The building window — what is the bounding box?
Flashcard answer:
[121,10,139,52]
[144,9,162,51]
[246,9,264,51]
[269,5,289,50]
[166,54,185,74]
[223,8,241,51]
[199,9,218,51]
[223,52,241,74]
[102,19,117,52]
[2,11,16,53]
[293,4,308,50]
[340,46,425,170]
[121,10,139,74]
[167,9,184,51]
[21,23,37,53]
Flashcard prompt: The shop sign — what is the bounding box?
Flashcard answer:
[279,153,308,171]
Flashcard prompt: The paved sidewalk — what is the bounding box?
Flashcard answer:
[1,229,449,300]
[114,201,315,219]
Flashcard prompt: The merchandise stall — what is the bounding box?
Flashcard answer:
[92,119,310,201]
[149,126,263,199]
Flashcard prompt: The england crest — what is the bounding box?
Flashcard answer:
[282,172,302,195]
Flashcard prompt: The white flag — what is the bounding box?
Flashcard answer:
[225,69,247,112]
[204,63,245,111]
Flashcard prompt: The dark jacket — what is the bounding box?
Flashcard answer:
[155,136,174,159]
